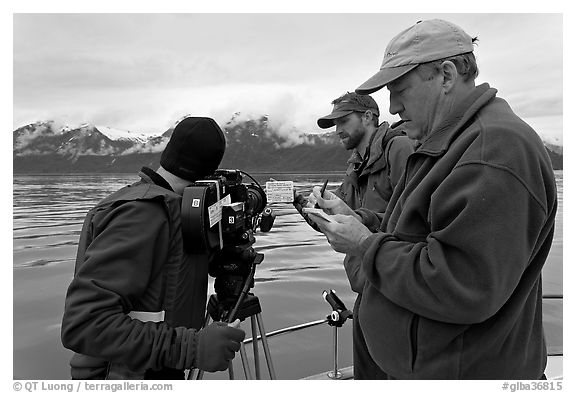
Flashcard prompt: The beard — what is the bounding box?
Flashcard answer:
[340,127,365,150]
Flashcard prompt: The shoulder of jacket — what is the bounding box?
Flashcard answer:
[387,135,414,151]
[96,183,178,213]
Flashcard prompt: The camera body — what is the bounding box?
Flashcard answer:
[181,169,270,308]
[182,169,267,252]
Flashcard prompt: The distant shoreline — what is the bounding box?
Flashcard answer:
[13,171,349,176]
[12,170,563,176]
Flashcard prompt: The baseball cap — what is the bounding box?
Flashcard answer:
[160,117,226,181]
[356,19,475,95]
[317,92,380,129]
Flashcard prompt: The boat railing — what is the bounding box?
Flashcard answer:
[242,318,328,344]
[241,292,563,380]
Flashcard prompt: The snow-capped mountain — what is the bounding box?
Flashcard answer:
[542,140,563,155]
[13,116,563,173]
[95,125,150,144]
[13,121,166,158]
[13,116,351,173]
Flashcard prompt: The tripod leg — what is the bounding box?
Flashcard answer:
[228,360,235,379]
[250,315,261,379]
[255,313,277,379]
[239,342,253,379]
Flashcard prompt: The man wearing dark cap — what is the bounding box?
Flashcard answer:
[317,92,413,212]
[309,19,557,379]
[61,117,246,379]
[316,92,413,379]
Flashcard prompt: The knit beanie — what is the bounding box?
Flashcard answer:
[160,117,226,181]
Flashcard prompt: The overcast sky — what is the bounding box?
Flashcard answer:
[13,12,563,144]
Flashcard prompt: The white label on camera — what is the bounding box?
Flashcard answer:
[266,181,294,203]
[207,194,232,228]
[192,199,200,208]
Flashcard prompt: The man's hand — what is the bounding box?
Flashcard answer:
[311,187,361,221]
[293,190,321,232]
[195,320,245,372]
[308,213,373,255]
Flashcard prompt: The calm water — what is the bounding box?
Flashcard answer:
[13,172,563,379]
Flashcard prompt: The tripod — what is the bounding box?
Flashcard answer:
[189,251,276,380]
[191,293,276,380]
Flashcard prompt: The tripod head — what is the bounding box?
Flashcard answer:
[209,238,264,323]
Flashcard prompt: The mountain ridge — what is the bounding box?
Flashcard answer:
[13,117,563,173]
[13,117,353,173]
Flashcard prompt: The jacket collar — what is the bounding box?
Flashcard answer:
[347,150,364,166]
[416,83,497,156]
[366,123,388,168]
[139,166,174,192]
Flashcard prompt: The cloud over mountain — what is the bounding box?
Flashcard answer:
[13,114,563,174]
[13,115,355,173]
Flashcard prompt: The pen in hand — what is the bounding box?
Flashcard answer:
[320,179,329,197]
[314,179,329,208]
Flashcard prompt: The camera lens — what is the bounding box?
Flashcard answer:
[245,185,267,215]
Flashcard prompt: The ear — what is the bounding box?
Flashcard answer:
[440,60,458,94]
[361,110,374,126]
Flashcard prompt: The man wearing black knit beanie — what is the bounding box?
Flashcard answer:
[61,117,246,379]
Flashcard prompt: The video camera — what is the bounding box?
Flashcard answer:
[181,169,275,319]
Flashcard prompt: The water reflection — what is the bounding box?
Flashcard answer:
[12,172,563,379]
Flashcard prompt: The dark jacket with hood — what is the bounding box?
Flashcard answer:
[61,168,210,379]
[355,84,557,379]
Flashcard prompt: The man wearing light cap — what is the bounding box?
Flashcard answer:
[309,19,557,379]
[316,92,413,379]
[62,117,246,379]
